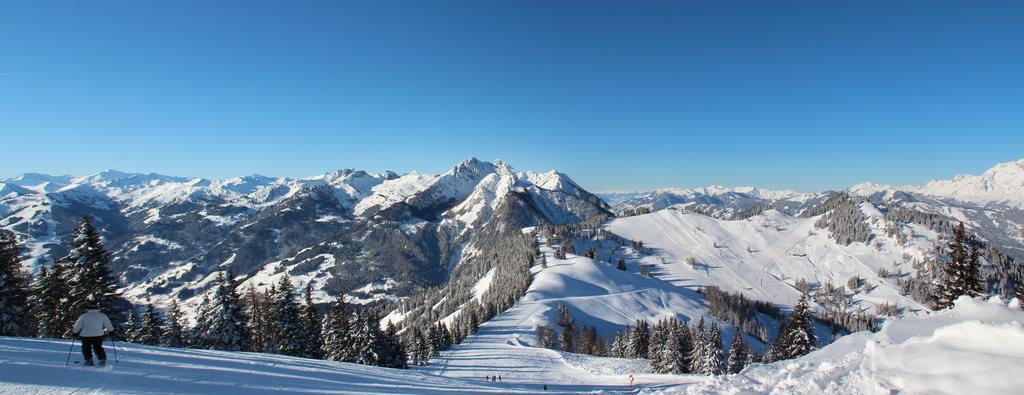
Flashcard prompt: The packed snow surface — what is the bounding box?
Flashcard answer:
[0,337,571,394]
[675,297,1024,395]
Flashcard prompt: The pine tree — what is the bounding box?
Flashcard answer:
[321,295,353,361]
[689,317,707,373]
[610,329,628,358]
[244,284,268,353]
[775,293,817,360]
[383,321,408,368]
[580,326,600,355]
[652,319,688,374]
[559,325,575,352]
[700,322,724,375]
[629,319,650,358]
[267,275,303,356]
[0,231,32,336]
[726,327,750,374]
[439,322,453,350]
[200,271,251,351]
[557,303,572,328]
[1015,277,1024,307]
[409,327,430,366]
[648,320,668,371]
[935,223,983,309]
[744,346,757,368]
[349,310,388,366]
[162,300,186,347]
[672,319,692,373]
[427,322,442,357]
[139,303,163,345]
[300,286,323,358]
[123,308,140,342]
[30,265,69,338]
[62,217,120,328]
[191,295,212,347]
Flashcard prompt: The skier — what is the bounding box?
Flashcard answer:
[72,300,115,366]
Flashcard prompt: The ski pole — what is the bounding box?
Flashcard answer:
[65,337,77,366]
[109,333,119,363]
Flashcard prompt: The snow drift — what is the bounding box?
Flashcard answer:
[676,296,1024,395]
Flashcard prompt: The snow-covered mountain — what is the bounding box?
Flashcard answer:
[603,158,1024,263]
[1,158,611,317]
[600,186,834,219]
[914,159,1024,207]
[5,157,1023,319]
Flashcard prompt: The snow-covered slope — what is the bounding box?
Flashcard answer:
[0,337,576,394]
[416,237,716,391]
[680,297,1024,395]
[607,209,931,316]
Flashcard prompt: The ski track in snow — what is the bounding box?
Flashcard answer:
[0,337,583,394]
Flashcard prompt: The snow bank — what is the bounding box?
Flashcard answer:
[673,296,1024,395]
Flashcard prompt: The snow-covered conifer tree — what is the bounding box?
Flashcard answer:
[321,295,352,361]
[62,218,120,328]
[123,308,140,343]
[383,322,408,368]
[409,327,429,366]
[775,293,816,360]
[0,231,31,336]
[348,310,388,366]
[726,327,750,374]
[629,319,650,358]
[267,275,303,356]
[935,223,983,309]
[30,265,68,338]
[200,270,250,351]
[701,322,724,375]
[244,284,268,353]
[162,300,186,347]
[300,286,323,358]
[139,303,163,345]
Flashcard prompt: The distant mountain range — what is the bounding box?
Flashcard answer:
[0,158,611,315]
[3,157,1022,316]
[600,158,1024,261]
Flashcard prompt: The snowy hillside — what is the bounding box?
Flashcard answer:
[603,158,1024,277]
[414,235,718,391]
[679,297,1024,395]
[606,208,932,316]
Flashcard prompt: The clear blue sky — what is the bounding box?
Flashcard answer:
[1,1,1022,192]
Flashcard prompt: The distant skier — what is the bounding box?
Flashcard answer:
[72,300,115,367]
